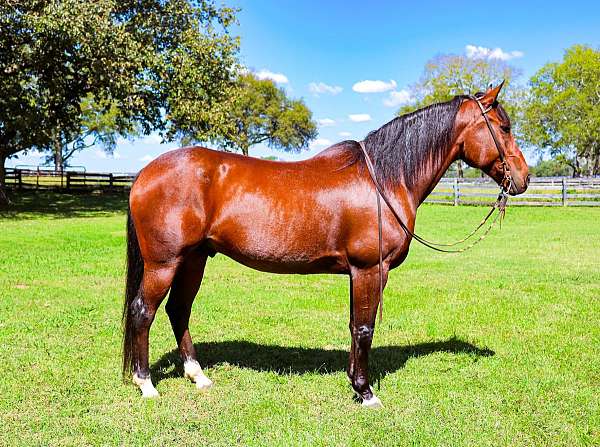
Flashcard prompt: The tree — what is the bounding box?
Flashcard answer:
[398,53,523,115]
[0,0,239,205]
[41,96,136,171]
[209,73,317,156]
[529,157,573,178]
[521,45,600,177]
[396,53,523,177]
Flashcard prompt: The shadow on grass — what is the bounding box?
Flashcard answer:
[151,337,494,386]
[0,190,128,219]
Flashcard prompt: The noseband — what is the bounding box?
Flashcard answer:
[359,95,514,321]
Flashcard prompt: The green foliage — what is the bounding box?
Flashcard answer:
[0,0,239,201]
[210,73,317,156]
[521,45,600,176]
[397,53,523,120]
[529,157,574,178]
[393,54,522,180]
[1,195,599,445]
[43,95,138,170]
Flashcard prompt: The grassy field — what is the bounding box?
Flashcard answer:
[1,192,599,446]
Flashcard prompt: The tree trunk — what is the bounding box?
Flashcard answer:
[54,145,62,172]
[53,134,63,172]
[0,152,10,207]
[573,155,581,178]
[241,145,249,156]
[456,160,464,178]
[588,146,600,176]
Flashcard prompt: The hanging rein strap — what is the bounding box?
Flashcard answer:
[357,95,514,321]
[358,140,509,254]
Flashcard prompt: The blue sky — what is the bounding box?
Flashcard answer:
[9,0,600,172]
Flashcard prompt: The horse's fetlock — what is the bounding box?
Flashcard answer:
[352,374,371,395]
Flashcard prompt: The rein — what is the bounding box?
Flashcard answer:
[359,95,513,322]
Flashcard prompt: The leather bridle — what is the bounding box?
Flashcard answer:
[359,95,514,321]
[469,94,513,194]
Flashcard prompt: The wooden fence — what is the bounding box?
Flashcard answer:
[5,167,600,206]
[5,168,135,192]
[428,177,600,206]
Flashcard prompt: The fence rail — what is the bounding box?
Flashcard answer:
[5,168,600,206]
[5,168,135,191]
[428,177,600,206]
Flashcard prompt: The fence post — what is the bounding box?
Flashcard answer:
[109,173,114,189]
[453,178,459,206]
[561,178,567,206]
[66,172,71,191]
[18,170,22,190]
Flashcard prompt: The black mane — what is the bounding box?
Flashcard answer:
[358,95,467,189]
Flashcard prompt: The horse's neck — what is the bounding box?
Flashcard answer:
[408,145,460,207]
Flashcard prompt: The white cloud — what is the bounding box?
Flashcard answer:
[383,89,413,107]
[352,79,397,93]
[256,69,289,84]
[142,134,163,145]
[465,45,524,61]
[27,150,45,158]
[309,138,332,148]
[338,131,352,137]
[317,118,336,127]
[308,82,343,95]
[139,154,155,162]
[348,114,372,122]
[95,149,124,160]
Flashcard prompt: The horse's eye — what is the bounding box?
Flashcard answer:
[500,125,511,134]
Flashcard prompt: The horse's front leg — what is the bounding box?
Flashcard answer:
[347,277,356,383]
[349,266,387,408]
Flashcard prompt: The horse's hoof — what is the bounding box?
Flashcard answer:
[361,394,383,409]
[184,360,212,390]
[194,375,213,390]
[133,373,159,398]
[141,387,160,398]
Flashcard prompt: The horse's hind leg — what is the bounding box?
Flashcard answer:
[132,262,179,397]
[165,250,212,390]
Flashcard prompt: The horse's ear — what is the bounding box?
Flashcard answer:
[480,80,505,107]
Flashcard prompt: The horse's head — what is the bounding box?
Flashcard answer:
[458,82,529,195]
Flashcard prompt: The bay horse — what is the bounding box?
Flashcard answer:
[123,83,529,407]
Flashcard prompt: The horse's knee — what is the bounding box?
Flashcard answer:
[356,324,374,346]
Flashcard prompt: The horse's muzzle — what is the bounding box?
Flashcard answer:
[509,174,530,196]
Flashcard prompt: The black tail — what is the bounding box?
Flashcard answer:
[122,207,144,378]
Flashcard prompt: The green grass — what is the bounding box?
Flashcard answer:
[1,192,599,446]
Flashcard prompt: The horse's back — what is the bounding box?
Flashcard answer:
[129,144,377,273]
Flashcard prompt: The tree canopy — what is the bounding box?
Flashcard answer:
[395,53,522,177]
[0,0,239,203]
[520,45,600,176]
[209,73,317,156]
[397,53,522,117]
